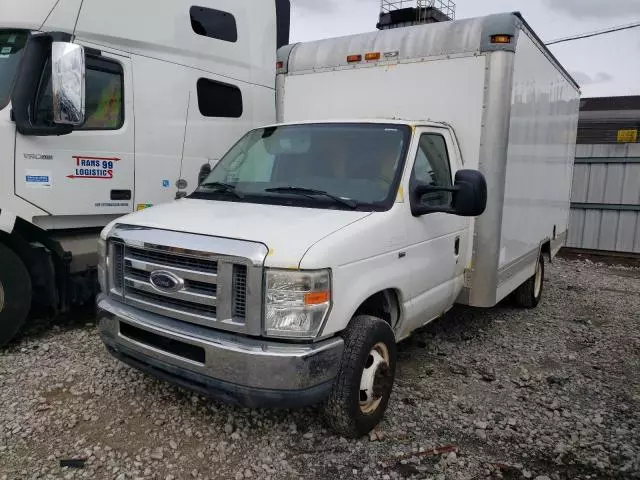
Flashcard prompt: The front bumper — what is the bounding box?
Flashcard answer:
[98,296,344,408]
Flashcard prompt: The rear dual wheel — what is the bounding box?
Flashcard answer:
[514,253,544,309]
[0,243,32,347]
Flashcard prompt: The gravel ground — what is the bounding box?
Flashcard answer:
[1,258,639,480]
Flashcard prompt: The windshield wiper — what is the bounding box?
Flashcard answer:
[198,182,245,199]
[265,187,358,209]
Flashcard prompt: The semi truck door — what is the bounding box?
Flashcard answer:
[404,128,468,329]
[14,51,134,217]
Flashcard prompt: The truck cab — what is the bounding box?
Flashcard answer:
[0,0,290,345]
[97,119,487,436]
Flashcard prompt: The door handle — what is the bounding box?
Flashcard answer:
[111,190,132,201]
[454,237,460,256]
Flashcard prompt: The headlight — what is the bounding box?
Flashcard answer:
[97,238,108,293]
[264,269,331,339]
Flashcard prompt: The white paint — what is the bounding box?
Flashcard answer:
[280,55,486,171]
[1,0,278,237]
[499,31,580,274]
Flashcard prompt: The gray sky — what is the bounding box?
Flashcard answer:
[290,0,640,98]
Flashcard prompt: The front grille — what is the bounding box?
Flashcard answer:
[109,240,251,332]
[128,246,218,274]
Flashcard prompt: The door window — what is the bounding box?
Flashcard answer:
[34,55,124,130]
[411,133,453,207]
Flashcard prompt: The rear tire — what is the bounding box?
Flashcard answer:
[514,253,544,309]
[0,243,32,347]
[323,315,397,438]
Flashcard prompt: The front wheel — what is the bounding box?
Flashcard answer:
[323,315,397,438]
[0,243,32,347]
[514,253,544,309]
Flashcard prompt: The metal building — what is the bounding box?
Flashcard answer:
[567,96,640,255]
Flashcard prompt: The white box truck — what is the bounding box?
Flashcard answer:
[0,0,290,345]
[97,13,580,437]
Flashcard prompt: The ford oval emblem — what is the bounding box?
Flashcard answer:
[149,270,185,294]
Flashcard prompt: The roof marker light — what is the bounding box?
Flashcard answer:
[347,54,362,63]
[490,35,512,44]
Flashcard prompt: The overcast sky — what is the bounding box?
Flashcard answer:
[290,0,640,98]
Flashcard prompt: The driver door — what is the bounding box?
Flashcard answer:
[404,127,468,330]
[14,49,134,217]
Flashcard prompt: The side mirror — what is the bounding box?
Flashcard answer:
[198,163,212,185]
[51,42,85,125]
[411,169,487,217]
[450,169,487,217]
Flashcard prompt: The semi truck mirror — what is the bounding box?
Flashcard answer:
[11,33,74,136]
[51,42,86,126]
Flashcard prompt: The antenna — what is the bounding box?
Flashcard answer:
[378,0,455,30]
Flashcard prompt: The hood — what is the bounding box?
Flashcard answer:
[1,0,81,31]
[106,199,372,268]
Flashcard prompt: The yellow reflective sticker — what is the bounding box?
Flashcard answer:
[617,129,638,143]
[136,204,153,211]
[396,185,405,203]
[268,248,275,256]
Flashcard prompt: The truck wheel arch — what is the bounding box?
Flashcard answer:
[1,218,68,313]
[352,289,401,330]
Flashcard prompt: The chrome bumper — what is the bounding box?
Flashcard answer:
[98,296,344,408]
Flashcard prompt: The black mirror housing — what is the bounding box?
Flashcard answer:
[451,169,487,217]
[411,169,487,217]
[198,163,212,185]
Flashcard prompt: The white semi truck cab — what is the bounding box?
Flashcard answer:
[97,12,580,437]
[0,0,290,345]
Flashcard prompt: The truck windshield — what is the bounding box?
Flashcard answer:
[0,30,28,110]
[193,123,411,211]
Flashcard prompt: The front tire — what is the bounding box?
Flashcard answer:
[514,253,544,309]
[323,315,397,438]
[0,243,32,347]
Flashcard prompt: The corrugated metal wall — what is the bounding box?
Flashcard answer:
[568,144,640,253]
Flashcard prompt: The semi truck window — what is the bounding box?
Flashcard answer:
[0,30,29,110]
[33,55,124,130]
[190,6,238,43]
[412,134,453,207]
[197,78,243,118]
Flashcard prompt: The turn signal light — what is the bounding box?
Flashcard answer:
[304,291,330,305]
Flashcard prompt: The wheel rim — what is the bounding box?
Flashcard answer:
[359,342,391,414]
[0,281,4,314]
[534,259,542,298]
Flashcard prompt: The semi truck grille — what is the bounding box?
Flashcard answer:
[108,240,253,333]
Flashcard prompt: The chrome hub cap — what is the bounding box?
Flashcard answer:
[359,342,391,414]
[534,260,542,298]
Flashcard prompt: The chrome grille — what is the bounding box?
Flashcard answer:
[108,236,257,334]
